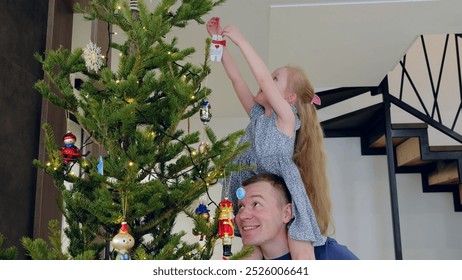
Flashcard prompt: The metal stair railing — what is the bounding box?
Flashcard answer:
[388,34,462,145]
[378,33,462,260]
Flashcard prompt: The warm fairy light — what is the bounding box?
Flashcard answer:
[128,161,135,167]
[167,51,172,55]
[116,79,120,83]
[191,95,195,100]
[126,98,135,103]
[102,55,106,60]
[191,150,197,156]
[46,162,51,167]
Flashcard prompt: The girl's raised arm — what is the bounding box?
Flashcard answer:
[222,25,295,134]
[207,18,255,115]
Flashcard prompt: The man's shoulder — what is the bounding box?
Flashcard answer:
[269,252,291,260]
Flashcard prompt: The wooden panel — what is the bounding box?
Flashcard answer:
[0,0,49,259]
[33,0,73,241]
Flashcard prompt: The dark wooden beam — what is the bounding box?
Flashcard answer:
[63,0,90,11]
[33,0,74,241]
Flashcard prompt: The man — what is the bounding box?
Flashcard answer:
[235,173,359,260]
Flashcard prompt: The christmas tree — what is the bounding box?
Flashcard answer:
[22,0,249,260]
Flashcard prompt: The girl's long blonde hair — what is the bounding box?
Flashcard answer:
[286,65,333,236]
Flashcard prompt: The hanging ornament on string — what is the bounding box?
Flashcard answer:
[199,99,212,125]
[111,221,134,260]
[198,139,210,154]
[129,0,139,11]
[208,17,226,62]
[218,198,234,259]
[198,99,212,154]
[192,201,211,241]
[60,131,82,165]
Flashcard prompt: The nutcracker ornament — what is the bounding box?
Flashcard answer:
[60,132,82,165]
[111,222,135,260]
[192,202,211,241]
[218,198,234,259]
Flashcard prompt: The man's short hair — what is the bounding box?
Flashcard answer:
[242,173,292,205]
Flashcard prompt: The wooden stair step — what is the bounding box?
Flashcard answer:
[430,145,462,152]
[396,137,430,166]
[369,135,407,148]
[368,123,428,149]
[428,161,460,185]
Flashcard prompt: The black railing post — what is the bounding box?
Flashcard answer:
[380,76,404,260]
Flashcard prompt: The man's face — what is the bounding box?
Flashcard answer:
[235,181,291,247]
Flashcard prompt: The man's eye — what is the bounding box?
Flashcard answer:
[253,202,260,207]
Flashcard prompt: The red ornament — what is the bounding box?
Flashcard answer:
[218,198,234,258]
[60,132,82,164]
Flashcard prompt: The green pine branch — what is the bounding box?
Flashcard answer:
[29,0,251,260]
[0,233,17,260]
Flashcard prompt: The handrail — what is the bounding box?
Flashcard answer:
[388,34,462,145]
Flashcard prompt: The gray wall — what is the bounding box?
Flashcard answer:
[0,0,49,258]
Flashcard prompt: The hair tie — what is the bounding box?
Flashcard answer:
[311,94,321,105]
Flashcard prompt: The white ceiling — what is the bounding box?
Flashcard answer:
[155,0,462,118]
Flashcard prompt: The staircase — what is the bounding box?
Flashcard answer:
[319,89,462,212]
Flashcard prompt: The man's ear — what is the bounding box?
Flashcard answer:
[282,203,293,224]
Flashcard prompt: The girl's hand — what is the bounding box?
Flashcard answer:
[221,25,245,46]
[207,17,222,36]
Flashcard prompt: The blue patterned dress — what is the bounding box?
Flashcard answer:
[227,104,326,246]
